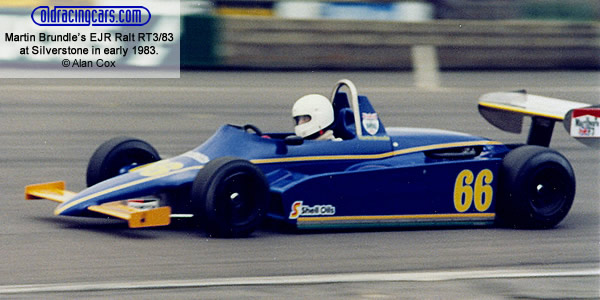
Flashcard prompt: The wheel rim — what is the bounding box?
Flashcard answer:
[215,171,259,226]
[528,165,570,216]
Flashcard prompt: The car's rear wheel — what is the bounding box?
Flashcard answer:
[191,157,269,238]
[86,137,160,187]
[497,145,575,229]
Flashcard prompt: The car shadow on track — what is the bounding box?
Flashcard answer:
[30,215,515,240]
[30,216,213,239]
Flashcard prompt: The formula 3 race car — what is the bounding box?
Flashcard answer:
[25,80,599,237]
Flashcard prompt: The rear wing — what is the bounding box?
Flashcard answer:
[478,91,599,148]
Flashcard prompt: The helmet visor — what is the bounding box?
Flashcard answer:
[294,115,311,126]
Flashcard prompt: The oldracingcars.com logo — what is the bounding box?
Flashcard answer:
[31,6,151,26]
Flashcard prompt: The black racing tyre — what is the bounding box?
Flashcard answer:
[86,137,160,187]
[191,157,269,238]
[497,145,575,229]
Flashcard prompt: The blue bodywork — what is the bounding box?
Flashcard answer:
[55,91,512,230]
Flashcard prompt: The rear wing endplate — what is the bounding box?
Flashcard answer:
[478,91,599,147]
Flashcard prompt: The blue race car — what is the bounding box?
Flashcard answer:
[26,79,590,237]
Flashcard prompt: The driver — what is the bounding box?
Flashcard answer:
[292,94,341,141]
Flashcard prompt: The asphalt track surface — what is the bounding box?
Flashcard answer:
[1,71,598,299]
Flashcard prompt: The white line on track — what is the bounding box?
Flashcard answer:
[0,85,598,94]
[1,266,598,295]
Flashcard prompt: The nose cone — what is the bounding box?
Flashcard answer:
[53,169,164,216]
[54,158,204,216]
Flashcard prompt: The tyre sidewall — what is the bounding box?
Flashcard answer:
[191,157,269,238]
[498,146,575,229]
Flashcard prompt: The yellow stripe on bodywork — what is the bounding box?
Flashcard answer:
[54,166,204,216]
[478,101,564,120]
[298,213,496,223]
[250,140,502,164]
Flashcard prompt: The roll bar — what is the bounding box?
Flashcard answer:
[330,79,363,138]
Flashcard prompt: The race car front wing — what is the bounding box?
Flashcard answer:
[25,181,171,228]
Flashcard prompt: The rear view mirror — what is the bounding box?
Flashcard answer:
[284,135,304,146]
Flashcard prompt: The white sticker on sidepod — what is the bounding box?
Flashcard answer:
[183,151,210,164]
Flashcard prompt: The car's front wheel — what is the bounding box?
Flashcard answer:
[497,145,575,229]
[191,157,269,238]
[86,137,160,187]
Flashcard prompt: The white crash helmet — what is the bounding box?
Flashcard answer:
[292,94,334,138]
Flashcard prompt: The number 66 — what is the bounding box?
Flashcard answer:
[453,169,493,212]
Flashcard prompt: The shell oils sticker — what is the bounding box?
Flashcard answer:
[137,161,184,177]
[289,201,336,219]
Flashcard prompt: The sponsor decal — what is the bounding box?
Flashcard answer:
[127,199,159,210]
[571,108,600,138]
[289,201,336,219]
[361,112,379,135]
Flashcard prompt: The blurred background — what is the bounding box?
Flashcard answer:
[1,0,599,71]
[182,0,600,71]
